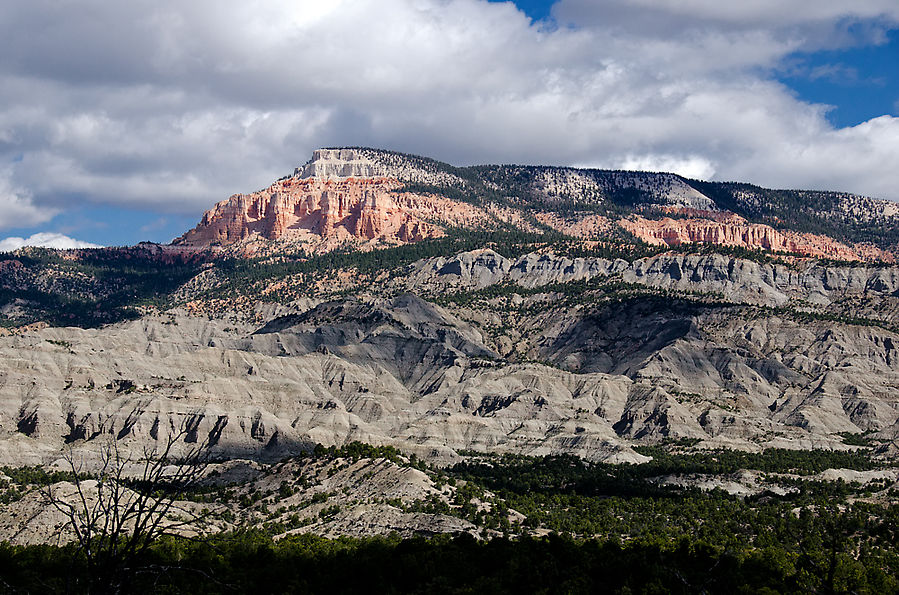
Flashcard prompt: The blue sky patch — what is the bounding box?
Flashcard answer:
[778,29,898,128]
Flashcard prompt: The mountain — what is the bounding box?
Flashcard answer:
[175,147,899,261]
[2,147,899,469]
[5,147,899,581]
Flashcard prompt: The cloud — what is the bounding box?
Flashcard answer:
[140,217,169,233]
[0,232,101,252]
[0,168,57,230]
[0,0,897,235]
[554,0,899,34]
[818,63,861,82]
[614,155,717,180]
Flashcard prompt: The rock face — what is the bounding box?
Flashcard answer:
[175,149,497,254]
[173,148,899,262]
[293,148,468,187]
[4,251,899,468]
[619,214,893,262]
[0,300,644,466]
[528,167,718,210]
[6,146,899,475]
[175,177,487,252]
[294,148,390,179]
[176,177,429,246]
[403,249,899,308]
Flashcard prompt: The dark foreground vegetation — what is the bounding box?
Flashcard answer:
[7,527,897,595]
[2,443,898,594]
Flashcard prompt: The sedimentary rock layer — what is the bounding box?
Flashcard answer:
[177,177,436,246]
[619,214,892,262]
[4,253,899,467]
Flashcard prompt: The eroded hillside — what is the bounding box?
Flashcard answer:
[2,148,899,466]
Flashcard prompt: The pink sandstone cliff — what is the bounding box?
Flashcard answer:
[174,177,490,253]
[619,214,893,262]
[174,170,894,263]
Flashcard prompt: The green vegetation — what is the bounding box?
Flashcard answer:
[9,528,897,594]
[469,164,675,216]
[840,432,879,447]
[0,247,201,328]
[3,166,897,326]
[755,304,898,333]
[685,180,899,250]
[309,441,409,465]
[201,229,574,304]
[2,445,898,593]
[4,152,898,328]
[662,242,802,267]
[0,466,79,486]
[629,446,887,475]
[404,156,899,250]
[434,276,724,312]
[446,449,889,520]
[0,465,81,505]
[436,450,899,594]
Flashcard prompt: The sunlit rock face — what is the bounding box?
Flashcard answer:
[176,147,899,263]
[294,148,391,179]
[174,149,490,254]
[176,177,442,245]
[620,214,894,263]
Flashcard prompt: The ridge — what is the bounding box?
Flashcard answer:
[174,147,899,261]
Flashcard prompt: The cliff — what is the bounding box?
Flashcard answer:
[174,148,496,254]
[174,148,899,262]
[619,214,894,262]
[175,177,493,254]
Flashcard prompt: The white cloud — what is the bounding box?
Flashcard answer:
[0,232,101,252]
[726,115,899,197]
[0,169,57,230]
[0,0,896,232]
[615,155,717,180]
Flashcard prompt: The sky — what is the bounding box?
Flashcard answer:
[0,0,897,248]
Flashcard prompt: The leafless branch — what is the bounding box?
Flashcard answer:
[39,423,212,594]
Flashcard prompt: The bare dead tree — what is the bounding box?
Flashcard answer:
[41,428,211,594]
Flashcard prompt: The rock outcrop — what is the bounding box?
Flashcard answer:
[3,272,899,467]
[7,147,899,474]
[619,214,893,262]
[175,177,489,253]
[174,149,501,254]
[0,300,645,466]
[403,249,899,309]
[528,167,718,210]
[0,456,478,545]
[294,148,391,179]
[294,148,468,187]
[173,148,899,262]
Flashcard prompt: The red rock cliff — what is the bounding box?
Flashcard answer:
[620,214,893,262]
[174,176,490,253]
